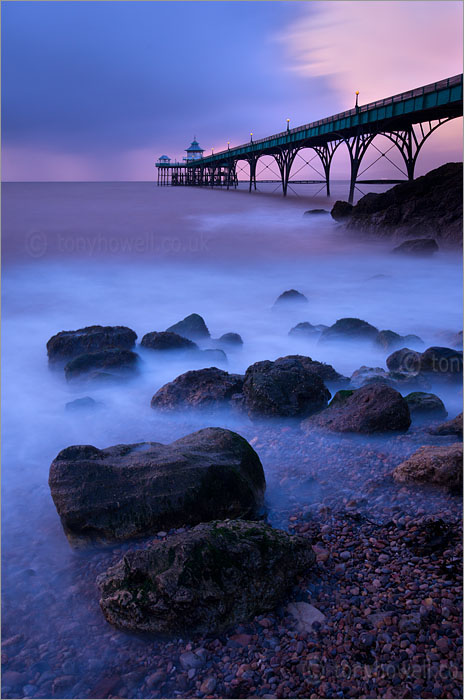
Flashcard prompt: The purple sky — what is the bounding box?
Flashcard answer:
[1,1,462,181]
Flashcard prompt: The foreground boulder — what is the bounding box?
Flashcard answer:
[166,313,210,340]
[49,428,265,546]
[392,238,439,256]
[302,384,411,434]
[141,331,198,351]
[239,356,331,419]
[64,349,139,381]
[393,443,463,490]
[97,520,314,635]
[151,368,243,411]
[342,163,463,245]
[282,355,348,385]
[418,346,463,382]
[273,290,308,306]
[350,366,392,388]
[47,325,137,363]
[429,413,463,439]
[405,392,447,420]
[386,347,421,373]
[319,318,379,344]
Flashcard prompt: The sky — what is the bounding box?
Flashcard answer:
[1,0,463,181]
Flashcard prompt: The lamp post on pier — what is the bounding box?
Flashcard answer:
[286,118,290,132]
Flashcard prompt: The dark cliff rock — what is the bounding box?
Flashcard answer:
[330,163,462,245]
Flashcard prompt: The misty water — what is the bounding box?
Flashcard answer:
[2,181,462,698]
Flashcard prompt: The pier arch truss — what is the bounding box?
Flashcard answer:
[156,75,462,203]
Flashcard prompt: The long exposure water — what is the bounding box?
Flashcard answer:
[2,181,462,699]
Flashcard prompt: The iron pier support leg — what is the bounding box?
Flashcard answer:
[248,158,257,192]
[274,148,298,197]
[344,129,376,204]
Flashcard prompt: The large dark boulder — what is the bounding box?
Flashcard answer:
[405,392,447,421]
[302,384,411,434]
[151,368,244,412]
[47,325,137,363]
[141,331,198,352]
[239,356,331,419]
[280,354,348,385]
[166,314,210,340]
[97,520,315,635]
[349,366,393,388]
[49,428,265,546]
[429,413,463,439]
[273,290,308,307]
[393,444,463,490]
[64,349,139,381]
[392,238,439,256]
[344,163,463,245]
[386,347,421,373]
[331,201,353,222]
[319,318,379,344]
[418,346,463,382]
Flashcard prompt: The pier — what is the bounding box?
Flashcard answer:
[156,74,463,202]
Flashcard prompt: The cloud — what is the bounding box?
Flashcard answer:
[278,1,463,104]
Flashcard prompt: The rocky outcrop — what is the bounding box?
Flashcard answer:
[393,443,463,490]
[289,322,326,339]
[392,239,439,256]
[47,325,137,363]
[273,290,308,306]
[97,520,315,635]
[49,428,265,546]
[64,349,139,381]
[405,392,447,420]
[331,201,353,222]
[386,347,421,373]
[332,163,462,245]
[281,355,348,385]
[141,331,198,351]
[166,314,210,340]
[319,318,379,344]
[65,397,100,412]
[429,413,463,439]
[302,384,411,434]
[418,347,463,382]
[151,368,243,412]
[238,356,331,419]
[303,209,329,216]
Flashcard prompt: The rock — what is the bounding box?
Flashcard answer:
[392,238,439,256]
[328,389,354,407]
[199,348,228,364]
[179,651,206,671]
[47,325,137,363]
[200,677,217,694]
[140,331,198,351]
[343,163,463,245]
[65,397,100,412]
[375,330,424,352]
[429,412,463,438]
[97,520,315,635]
[304,209,329,216]
[393,443,463,490]
[273,289,308,306]
[151,367,244,412]
[49,427,265,545]
[286,601,326,633]
[280,354,348,385]
[166,313,210,340]
[350,366,393,388]
[216,332,243,347]
[405,392,447,420]
[319,318,379,344]
[64,349,139,381]
[331,201,354,222]
[386,347,421,373]
[418,346,463,382]
[239,356,331,419]
[289,322,320,339]
[302,384,411,434]
[374,330,403,351]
